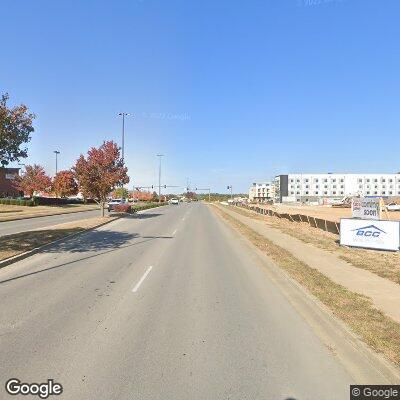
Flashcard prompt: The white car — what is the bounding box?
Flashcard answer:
[386,203,400,211]
[107,198,127,211]
[170,198,179,205]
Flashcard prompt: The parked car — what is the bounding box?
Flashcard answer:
[386,203,400,211]
[169,198,179,205]
[107,198,127,211]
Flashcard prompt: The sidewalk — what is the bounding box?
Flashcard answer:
[216,204,400,323]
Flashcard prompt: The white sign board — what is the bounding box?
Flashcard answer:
[351,197,381,220]
[5,173,16,180]
[340,218,400,251]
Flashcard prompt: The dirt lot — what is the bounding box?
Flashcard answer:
[258,203,400,223]
[0,204,99,222]
[233,205,400,285]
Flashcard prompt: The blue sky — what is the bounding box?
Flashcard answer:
[2,0,399,193]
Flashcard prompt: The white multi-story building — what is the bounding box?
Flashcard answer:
[274,173,400,203]
[249,182,275,203]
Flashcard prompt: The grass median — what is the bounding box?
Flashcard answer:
[213,205,400,367]
[0,217,115,262]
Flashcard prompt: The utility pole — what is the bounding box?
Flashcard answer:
[118,112,131,162]
[157,154,164,203]
[54,150,60,175]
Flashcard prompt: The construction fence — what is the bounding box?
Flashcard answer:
[238,203,340,235]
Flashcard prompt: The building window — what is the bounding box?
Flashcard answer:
[305,191,309,195]
[324,191,328,195]
[332,191,336,195]
[358,179,363,183]
[315,191,319,195]
[366,191,370,195]
[340,179,344,183]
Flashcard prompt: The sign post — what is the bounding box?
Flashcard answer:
[351,197,381,220]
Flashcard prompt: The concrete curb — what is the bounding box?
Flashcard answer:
[0,206,100,223]
[0,217,119,270]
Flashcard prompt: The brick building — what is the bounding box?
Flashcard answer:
[0,167,21,197]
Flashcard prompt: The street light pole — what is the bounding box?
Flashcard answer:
[157,154,164,203]
[118,112,131,162]
[54,150,60,175]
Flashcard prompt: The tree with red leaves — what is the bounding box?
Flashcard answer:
[0,93,35,167]
[73,141,129,216]
[53,170,78,198]
[14,164,52,197]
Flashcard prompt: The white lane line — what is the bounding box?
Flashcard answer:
[132,266,153,293]
[172,229,177,236]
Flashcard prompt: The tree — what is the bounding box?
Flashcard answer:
[113,187,129,199]
[0,93,35,166]
[151,191,159,202]
[73,141,129,216]
[53,170,78,198]
[14,164,52,197]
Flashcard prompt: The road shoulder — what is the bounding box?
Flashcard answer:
[210,203,400,383]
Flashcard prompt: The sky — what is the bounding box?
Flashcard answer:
[1,0,399,194]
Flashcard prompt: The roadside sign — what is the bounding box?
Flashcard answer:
[351,197,381,220]
[340,218,400,251]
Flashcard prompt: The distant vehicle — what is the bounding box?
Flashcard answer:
[170,198,179,205]
[107,198,127,211]
[386,203,400,211]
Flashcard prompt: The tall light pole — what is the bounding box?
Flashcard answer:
[54,150,60,175]
[118,112,131,162]
[157,154,164,203]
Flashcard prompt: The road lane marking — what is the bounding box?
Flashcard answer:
[132,266,153,293]
[172,229,177,236]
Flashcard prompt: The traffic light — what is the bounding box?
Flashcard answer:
[151,185,154,189]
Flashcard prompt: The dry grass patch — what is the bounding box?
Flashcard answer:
[0,217,114,261]
[0,204,99,222]
[213,206,400,366]
[231,206,400,285]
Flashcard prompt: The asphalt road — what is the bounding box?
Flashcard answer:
[0,203,393,399]
[0,209,100,236]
